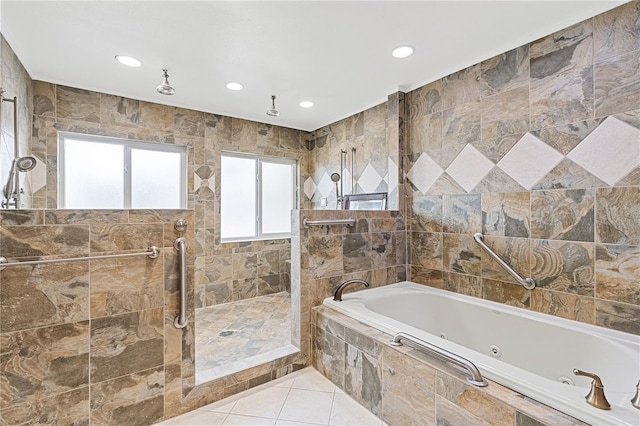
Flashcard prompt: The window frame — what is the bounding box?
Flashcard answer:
[220,151,296,243]
[58,131,187,209]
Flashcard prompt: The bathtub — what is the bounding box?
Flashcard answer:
[323,281,640,426]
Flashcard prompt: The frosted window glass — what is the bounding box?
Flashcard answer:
[261,162,293,234]
[64,139,124,208]
[221,156,256,239]
[131,149,182,209]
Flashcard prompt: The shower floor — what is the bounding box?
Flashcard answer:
[195,291,297,384]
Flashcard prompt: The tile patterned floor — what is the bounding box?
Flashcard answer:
[158,367,386,426]
[196,292,296,383]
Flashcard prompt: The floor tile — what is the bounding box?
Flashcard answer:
[291,368,336,392]
[275,419,326,425]
[222,414,277,425]
[230,385,290,419]
[157,410,228,425]
[329,394,382,426]
[279,389,334,425]
[199,398,238,414]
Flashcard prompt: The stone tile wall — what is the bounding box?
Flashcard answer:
[313,306,588,426]
[406,1,640,336]
[305,92,404,212]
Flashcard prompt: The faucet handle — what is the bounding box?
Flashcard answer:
[573,369,610,410]
[631,380,640,410]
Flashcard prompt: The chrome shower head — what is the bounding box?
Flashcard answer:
[330,173,340,182]
[266,95,279,117]
[156,69,175,96]
[15,156,36,172]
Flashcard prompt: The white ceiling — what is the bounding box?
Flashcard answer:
[0,1,627,132]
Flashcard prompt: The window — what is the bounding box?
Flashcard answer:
[58,132,187,209]
[221,152,295,241]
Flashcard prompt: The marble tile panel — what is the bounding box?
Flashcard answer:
[0,321,89,408]
[408,80,442,118]
[342,233,372,273]
[442,102,481,167]
[90,308,163,383]
[530,189,595,242]
[471,133,521,164]
[56,85,100,123]
[0,210,44,226]
[44,209,128,225]
[32,80,56,117]
[90,256,163,317]
[481,87,529,139]
[196,282,233,307]
[231,118,258,147]
[471,167,526,194]
[205,113,233,141]
[232,252,257,280]
[1,261,89,332]
[443,272,482,298]
[233,278,257,301]
[139,100,175,131]
[531,158,608,190]
[435,395,491,426]
[531,119,601,155]
[442,194,481,234]
[481,236,531,285]
[0,386,89,426]
[100,94,140,127]
[128,209,193,224]
[436,373,515,425]
[530,21,593,77]
[371,233,396,269]
[410,232,443,270]
[90,366,164,426]
[482,192,530,238]
[595,299,640,335]
[411,195,443,232]
[595,243,640,305]
[593,1,640,61]
[441,64,481,109]
[258,250,280,276]
[516,411,546,426]
[174,107,205,137]
[410,266,444,289]
[313,326,346,390]
[408,112,441,160]
[344,344,382,416]
[531,240,594,296]
[480,45,529,96]
[483,278,531,309]
[279,127,301,151]
[89,223,163,253]
[381,345,436,426]
[443,233,482,276]
[596,187,640,245]
[530,288,595,324]
[594,49,640,117]
[0,224,89,258]
[258,274,282,296]
[306,234,343,279]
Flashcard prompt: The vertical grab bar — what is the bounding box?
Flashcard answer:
[174,237,188,329]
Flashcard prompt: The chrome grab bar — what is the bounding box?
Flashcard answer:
[0,246,159,270]
[473,233,535,290]
[303,217,356,227]
[390,332,488,387]
[173,237,188,329]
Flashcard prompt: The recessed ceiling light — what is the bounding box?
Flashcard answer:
[391,45,414,59]
[226,82,244,91]
[115,55,142,67]
[299,101,314,108]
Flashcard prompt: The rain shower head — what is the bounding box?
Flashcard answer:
[15,156,36,172]
[156,69,175,96]
[266,95,279,117]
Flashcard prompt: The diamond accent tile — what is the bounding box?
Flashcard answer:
[317,172,334,198]
[567,116,640,185]
[445,144,494,192]
[358,163,383,194]
[387,157,399,193]
[303,177,316,200]
[406,153,444,194]
[498,132,564,189]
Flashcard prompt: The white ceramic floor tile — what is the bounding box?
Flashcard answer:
[199,398,238,414]
[334,386,345,394]
[157,410,228,425]
[279,389,334,425]
[291,368,336,392]
[268,371,299,389]
[230,385,290,419]
[275,419,326,426]
[222,414,277,426]
[329,394,382,426]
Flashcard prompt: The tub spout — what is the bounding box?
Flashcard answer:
[333,279,370,301]
[631,380,640,410]
[573,369,610,410]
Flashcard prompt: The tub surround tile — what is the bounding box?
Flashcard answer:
[442,194,481,234]
[481,45,530,97]
[313,326,345,390]
[441,65,481,110]
[436,395,492,426]
[596,186,640,245]
[483,278,531,309]
[90,308,164,383]
[481,87,529,140]
[443,233,482,276]
[443,272,482,298]
[410,266,444,289]
[594,49,640,117]
[344,344,382,416]
[530,288,595,324]
[0,224,89,258]
[471,133,522,165]
[411,232,443,270]
[0,261,89,332]
[482,192,530,238]
[305,234,343,279]
[0,386,89,426]
[481,236,531,285]
[595,299,640,335]
[89,223,164,253]
[531,240,594,296]
[409,80,442,118]
[531,119,601,156]
[0,321,90,408]
[530,189,595,242]
[531,158,608,191]
[515,411,546,426]
[593,0,640,61]
[595,244,640,305]
[442,102,481,167]
[342,233,372,273]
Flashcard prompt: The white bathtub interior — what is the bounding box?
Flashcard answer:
[323,282,640,426]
